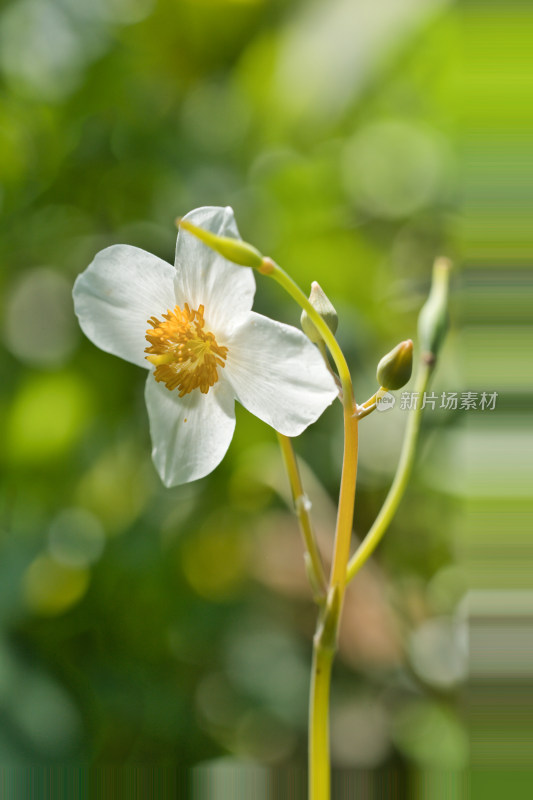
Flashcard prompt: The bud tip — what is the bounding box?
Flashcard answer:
[301,282,338,343]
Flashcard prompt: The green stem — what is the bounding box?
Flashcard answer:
[277,432,327,598]
[355,386,387,420]
[309,585,340,800]
[329,406,358,593]
[309,638,334,800]
[346,360,432,584]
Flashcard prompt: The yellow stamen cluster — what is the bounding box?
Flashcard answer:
[145,304,228,396]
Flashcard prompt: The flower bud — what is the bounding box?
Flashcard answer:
[300,282,338,344]
[376,339,413,390]
[178,218,264,269]
[418,257,452,359]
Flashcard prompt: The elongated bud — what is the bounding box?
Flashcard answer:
[376,339,413,390]
[418,257,452,361]
[300,281,338,344]
[177,218,264,269]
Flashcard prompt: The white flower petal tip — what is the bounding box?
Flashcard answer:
[145,377,236,487]
[73,208,339,487]
[225,313,339,437]
[73,244,176,368]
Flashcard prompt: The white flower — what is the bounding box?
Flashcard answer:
[73,206,337,486]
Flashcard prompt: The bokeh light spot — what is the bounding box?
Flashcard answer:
[408,616,467,689]
[181,79,251,154]
[0,0,87,101]
[6,373,93,465]
[330,696,390,768]
[342,119,447,218]
[13,668,83,756]
[23,554,89,616]
[224,625,308,724]
[182,521,249,601]
[4,267,78,367]
[76,443,155,534]
[392,701,468,769]
[48,507,105,568]
[235,709,295,764]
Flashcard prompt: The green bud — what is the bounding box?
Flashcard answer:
[300,282,338,344]
[376,339,413,390]
[178,218,264,269]
[418,257,452,360]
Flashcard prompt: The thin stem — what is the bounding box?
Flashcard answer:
[309,637,334,800]
[361,390,381,409]
[329,406,358,592]
[346,360,432,584]
[356,402,377,420]
[307,407,357,800]
[307,403,358,799]
[277,432,327,597]
[355,387,387,420]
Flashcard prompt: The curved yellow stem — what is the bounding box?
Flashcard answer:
[277,432,327,598]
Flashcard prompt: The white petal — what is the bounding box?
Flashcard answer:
[145,374,236,487]
[73,245,176,368]
[224,312,338,436]
[174,206,256,336]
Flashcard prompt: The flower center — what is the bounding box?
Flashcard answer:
[145,304,228,396]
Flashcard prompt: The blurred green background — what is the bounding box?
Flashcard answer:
[0,0,530,796]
